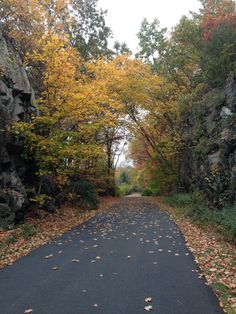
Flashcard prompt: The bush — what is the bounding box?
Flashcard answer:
[21,224,37,240]
[213,206,236,239]
[165,193,192,208]
[188,201,236,240]
[6,235,17,244]
[70,179,99,210]
[168,191,236,240]
[142,189,153,196]
[118,183,132,196]
[150,188,160,196]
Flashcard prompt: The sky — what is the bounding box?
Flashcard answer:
[98,0,201,53]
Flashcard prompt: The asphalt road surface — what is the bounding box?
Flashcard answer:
[0,198,223,314]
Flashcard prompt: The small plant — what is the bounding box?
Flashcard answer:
[142,189,153,196]
[6,235,17,245]
[167,191,236,240]
[29,193,48,207]
[21,224,37,240]
[118,183,132,196]
[70,179,99,210]
[165,193,192,208]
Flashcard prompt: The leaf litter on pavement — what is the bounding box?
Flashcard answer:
[1,197,233,313]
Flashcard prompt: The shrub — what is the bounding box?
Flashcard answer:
[213,206,236,239]
[118,183,132,196]
[150,188,160,196]
[142,189,153,196]
[169,191,236,240]
[165,193,192,208]
[21,224,37,240]
[6,235,17,244]
[70,179,99,210]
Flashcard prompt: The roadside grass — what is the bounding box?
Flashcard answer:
[165,192,236,241]
[155,194,236,314]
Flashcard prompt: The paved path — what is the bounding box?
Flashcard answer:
[0,198,223,314]
[125,193,142,197]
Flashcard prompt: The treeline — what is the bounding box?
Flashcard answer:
[1,0,236,212]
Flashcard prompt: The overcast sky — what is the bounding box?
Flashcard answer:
[98,0,201,53]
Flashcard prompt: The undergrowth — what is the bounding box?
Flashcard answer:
[165,192,236,240]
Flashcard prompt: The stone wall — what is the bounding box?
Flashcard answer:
[180,78,236,207]
[0,30,37,229]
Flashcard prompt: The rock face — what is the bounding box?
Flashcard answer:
[180,77,236,207]
[0,30,37,229]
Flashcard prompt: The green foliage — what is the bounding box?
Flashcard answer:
[29,193,48,207]
[152,166,178,195]
[119,171,130,184]
[70,179,99,210]
[167,191,236,239]
[201,23,236,87]
[70,0,112,60]
[21,224,37,240]
[118,183,132,196]
[142,189,153,196]
[6,235,17,245]
[165,193,192,208]
[187,192,236,239]
[136,18,167,69]
[113,41,132,56]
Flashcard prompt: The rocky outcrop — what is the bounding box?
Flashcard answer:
[0,30,37,229]
[180,77,236,207]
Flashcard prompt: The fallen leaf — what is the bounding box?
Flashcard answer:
[52,266,59,271]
